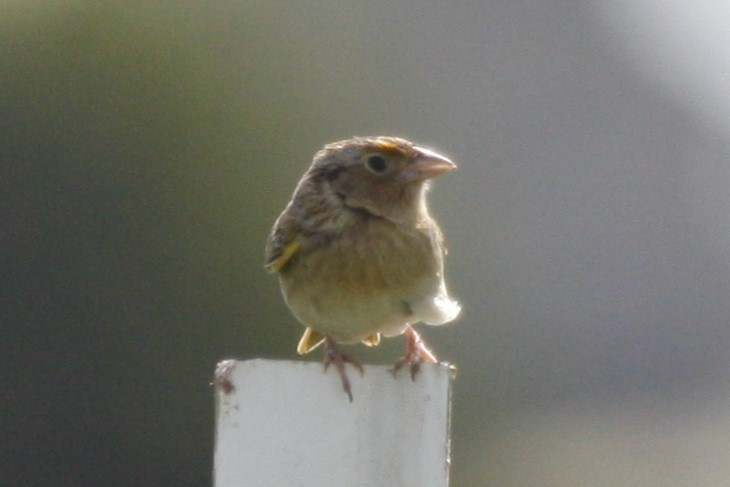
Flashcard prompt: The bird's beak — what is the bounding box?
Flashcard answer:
[404,147,457,182]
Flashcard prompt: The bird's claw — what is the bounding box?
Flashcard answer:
[324,337,363,401]
[393,326,437,380]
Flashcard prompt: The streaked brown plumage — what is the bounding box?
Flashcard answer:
[266,136,460,400]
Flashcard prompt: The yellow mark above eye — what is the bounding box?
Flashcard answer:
[265,239,300,273]
[372,140,404,156]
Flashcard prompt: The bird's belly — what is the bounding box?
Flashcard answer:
[285,288,410,343]
[280,220,439,343]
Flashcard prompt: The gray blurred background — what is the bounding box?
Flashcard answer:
[4,1,730,485]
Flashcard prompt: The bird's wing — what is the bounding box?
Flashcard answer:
[264,209,301,273]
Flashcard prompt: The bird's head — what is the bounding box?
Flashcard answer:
[309,136,456,223]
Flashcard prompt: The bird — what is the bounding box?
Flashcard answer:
[265,136,460,400]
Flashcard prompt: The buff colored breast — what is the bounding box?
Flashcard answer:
[279,216,443,343]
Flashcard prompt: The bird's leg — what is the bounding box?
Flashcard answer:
[323,337,364,402]
[393,325,438,380]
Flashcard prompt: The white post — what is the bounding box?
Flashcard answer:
[213,359,454,487]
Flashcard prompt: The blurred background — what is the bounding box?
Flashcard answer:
[4,1,730,485]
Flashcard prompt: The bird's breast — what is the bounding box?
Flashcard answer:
[279,217,443,342]
[305,218,438,293]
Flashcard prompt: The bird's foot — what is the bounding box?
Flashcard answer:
[324,337,364,402]
[393,326,438,380]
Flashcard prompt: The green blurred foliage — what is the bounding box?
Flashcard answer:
[3,2,284,484]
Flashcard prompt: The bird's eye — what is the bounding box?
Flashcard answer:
[365,154,388,174]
